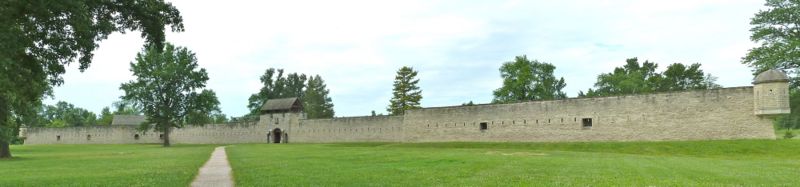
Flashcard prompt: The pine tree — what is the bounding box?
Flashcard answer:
[302,75,335,119]
[388,66,423,115]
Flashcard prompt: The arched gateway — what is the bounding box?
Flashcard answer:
[271,128,282,143]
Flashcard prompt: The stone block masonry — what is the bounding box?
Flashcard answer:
[23,86,779,144]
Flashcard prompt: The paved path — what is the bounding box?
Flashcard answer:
[191,146,234,187]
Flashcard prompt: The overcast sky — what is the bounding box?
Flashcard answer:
[47,0,767,117]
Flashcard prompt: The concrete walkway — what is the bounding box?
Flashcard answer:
[191,146,234,187]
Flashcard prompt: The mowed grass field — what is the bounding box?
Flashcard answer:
[227,140,800,186]
[2,144,217,186]
[3,140,799,186]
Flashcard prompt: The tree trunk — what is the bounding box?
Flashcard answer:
[163,126,171,147]
[0,140,11,159]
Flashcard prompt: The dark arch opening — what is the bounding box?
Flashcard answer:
[134,134,140,140]
[272,128,282,143]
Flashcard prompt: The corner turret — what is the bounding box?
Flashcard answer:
[753,69,791,116]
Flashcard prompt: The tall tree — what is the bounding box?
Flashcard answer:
[28,101,98,127]
[303,75,335,119]
[591,58,660,97]
[0,0,183,158]
[49,101,97,127]
[742,0,800,84]
[112,100,143,115]
[98,107,114,125]
[656,63,718,91]
[120,44,220,147]
[388,66,423,115]
[744,0,800,130]
[493,55,567,103]
[209,112,229,124]
[247,68,307,116]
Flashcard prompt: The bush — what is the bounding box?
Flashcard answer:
[10,137,24,145]
[784,130,796,139]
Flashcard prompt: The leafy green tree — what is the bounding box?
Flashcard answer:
[493,55,567,103]
[586,58,718,97]
[656,63,718,91]
[112,100,143,115]
[744,0,800,130]
[282,73,308,99]
[591,58,660,97]
[388,66,423,115]
[98,107,114,125]
[209,112,228,124]
[247,68,307,116]
[742,0,800,84]
[0,0,183,158]
[303,75,335,119]
[120,44,220,147]
[30,101,97,127]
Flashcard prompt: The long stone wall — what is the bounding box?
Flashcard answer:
[24,121,266,145]
[23,86,778,145]
[401,86,775,142]
[292,116,404,143]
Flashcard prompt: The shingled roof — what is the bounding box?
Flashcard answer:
[260,97,303,113]
[111,115,147,126]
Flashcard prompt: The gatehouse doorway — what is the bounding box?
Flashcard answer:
[272,128,282,143]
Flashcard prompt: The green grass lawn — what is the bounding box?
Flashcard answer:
[1,144,217,186]
[227,140,800,186]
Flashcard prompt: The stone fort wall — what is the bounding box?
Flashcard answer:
[23,86,777,145]
[24,121,266,144]
[293,115,405,142]
[401,86,775,142]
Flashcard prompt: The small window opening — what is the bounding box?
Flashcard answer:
[479,122,488,130]
[159,134,164,140]
[134,134,140,140]
[582,118,593,129]
[57,135,61,141]
[561,118,564,123]
[86,135,92,140]
[548,119,551,123]
[574,117,577,122]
